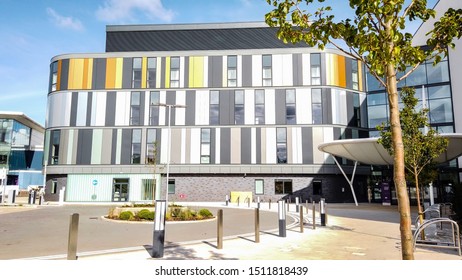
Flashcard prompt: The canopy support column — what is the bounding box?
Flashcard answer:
[332,157,359,206]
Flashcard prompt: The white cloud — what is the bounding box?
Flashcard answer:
[46,8,84,31]
[96,0,174,23]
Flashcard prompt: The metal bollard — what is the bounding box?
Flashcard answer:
[255,208,260,243]
[217,209,223,249]
[67,213,79,260]
[225,195,229,206]
[286,199,290,212]
[269,199,271,210]
[300,205,304,233]
[306,201,309,214]
[152,200,167,258]
[320,198,326,226]
[247,197,250,208]
[257,197,260,209]
[278,200,286,237]
[296,197,300,213]
[312,201,316,230]
[237,197,240,207]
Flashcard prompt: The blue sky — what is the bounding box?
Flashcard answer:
[0,0,437,126]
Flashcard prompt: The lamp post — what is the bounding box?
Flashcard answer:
[151,103,186,258]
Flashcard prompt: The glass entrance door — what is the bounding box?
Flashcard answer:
[113,178,129,202]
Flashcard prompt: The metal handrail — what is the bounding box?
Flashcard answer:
[414,204,441,227]
[413,217,461,256]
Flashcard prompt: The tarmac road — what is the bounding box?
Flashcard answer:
[0,204,287,259]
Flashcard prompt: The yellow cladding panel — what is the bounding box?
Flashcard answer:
[189,56,204,87]
[165,57,170,89]
[105,58,117,89]
[358,60,364,92]
[115,58,123,89]
[141,57,147,89]
[56,60,62,91]
[68,59,84,90]
[337,55,346,88]
[82,58,94,90]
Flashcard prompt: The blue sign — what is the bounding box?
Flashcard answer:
[92,179,98,186]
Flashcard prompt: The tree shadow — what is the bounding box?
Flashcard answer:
[142,243,238,260]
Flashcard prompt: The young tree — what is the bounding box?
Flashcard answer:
[377,87,448,228]
[265,0,462,259]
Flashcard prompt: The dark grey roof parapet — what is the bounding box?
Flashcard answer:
[106,21,309,52]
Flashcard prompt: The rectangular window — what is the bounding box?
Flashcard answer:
[262,55,272,86]
[201,128,211,164]
[130,91,141,125]
[210,90,220,125]
[276,127,287,164]
[146,128,157,164]
[352,61,359,90]
[255,89,265,124]
[132,57,142,88]
[234,90,244,125]
[286,89,296,124]
[227,55,237,87]
[313,180,322,195]
[312,89,323,124]
[311,53,321,85]
[147,57,157,88]
[51,179,58,194]
[170,57,180,88]
[50,61,58,92]
[275,179,293,195]
[168,179,175,194]
[131,129,141,164]
[149,91,160,126]
[51,130,61,165]
[142,179,155,201]
[255,179,264,195]
[353,93,361,127]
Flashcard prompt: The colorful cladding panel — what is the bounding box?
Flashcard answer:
[68,58,93,90]
[189,56,204,88]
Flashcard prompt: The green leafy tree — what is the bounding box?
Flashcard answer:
[265,0,462,259]
[377,87,448,228]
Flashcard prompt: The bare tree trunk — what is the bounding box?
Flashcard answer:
[386,18,414,260]
[414,170,425,240]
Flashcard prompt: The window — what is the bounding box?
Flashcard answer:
[352,61,359,90]
[132,57,142,88]
[234,90,244,124]
[142,179,155,201]
[227,56,237,87]
[51,179,58,194]
[311,53,321,85]
[131,129,141,164]
[149,91,160,125]
[210,90,220,125]
[0,154,7,165]
[312,89,323,124]
[50,61,58,92]
[313,180,322,195]
[0,120,12,144]
[262,55,272,86]
[276,127,287,164]
[130,91,141,125]
[201,128,211,164]
[170,57,180,88]
[168,179,175,194]
[146,129,157,164]
[255,179,264,195]
[286,89,296,124]
[275,179,292,195]
[368,104,388,128]
[426,60,449,84]
[51,130,61,165]
[255,89,265,124]
[147,57,157,88]
[353,93,361,127]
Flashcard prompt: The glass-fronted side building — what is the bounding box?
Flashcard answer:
[44,22,370,203]
[0,112,44,190]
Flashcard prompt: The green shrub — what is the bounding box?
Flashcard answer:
[137,209,155,220]
[119,211,134,220]
[170,207,182,217]
[198,208,213,218]
[178,209,193,220]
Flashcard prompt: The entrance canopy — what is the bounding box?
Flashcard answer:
[317,133,462,206]
[318,133,462,165]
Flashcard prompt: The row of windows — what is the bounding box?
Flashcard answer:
[127,89,362,127]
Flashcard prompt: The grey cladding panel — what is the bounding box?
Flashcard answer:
[105,92,116,126]
[166,91,176,125]
[219,90,232,125]
[241,128,251,164]
[185,91,196,126]
[122,58,133,89]
[256,128,261,164]
[293,54,303,86]
[60,59,69,90]
[322,88,332,124]
[86,92,92,127]
[302,127,313,164]
[70,92,78,127]
[275,89,286,125]
[209,56,223,88]
[242,55,252,87]
[120,129,132,165]
[220,128,231,164]
[77,130,93,165]
[93,58,107,90]
[111,129,118,164]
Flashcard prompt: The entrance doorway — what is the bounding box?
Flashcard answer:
[112,178,129,202]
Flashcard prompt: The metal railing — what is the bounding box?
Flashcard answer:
[413,217,461,256]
